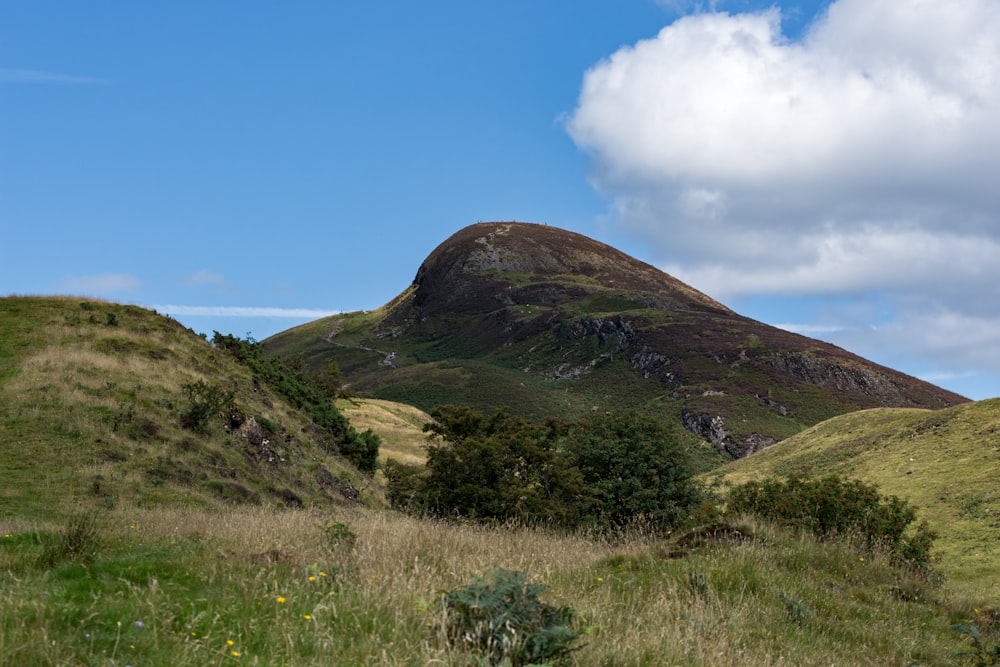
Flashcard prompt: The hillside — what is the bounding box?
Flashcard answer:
[337,397,433,466]
[266,221,967,457]
[1,296,996,665]
[0,296,377,520]
[708,398,1000,598]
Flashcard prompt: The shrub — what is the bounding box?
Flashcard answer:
[391,406,583,524]
[339,428,380,475]
[436,569,584,666]
[179,380,234,433]
[567,411,702,531]
[727,473,938,569]
[952,624,1000,665]
[387,406,702,532]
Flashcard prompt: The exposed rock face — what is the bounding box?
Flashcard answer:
[682,411,776,459]
[764,351,910,404]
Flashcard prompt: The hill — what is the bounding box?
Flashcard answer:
[266,221,967,457]
[0,296,377,521]
[707,398,1000,599]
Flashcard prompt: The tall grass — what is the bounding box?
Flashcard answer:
[0,506,990,666]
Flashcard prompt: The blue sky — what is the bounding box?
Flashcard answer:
[4,0,1000,400]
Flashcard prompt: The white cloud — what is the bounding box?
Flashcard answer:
[60,273,141,295]
[665,227,1000,308]
[568,0,1000,255]
[567,0,1000,391]
[150,305,339,318]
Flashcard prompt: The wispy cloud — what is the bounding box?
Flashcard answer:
[179,269,233,294]
[59,273,141,295]
[181,269,227,288]
[0,67,110,85]
[150,305,340,318]
[771,323,847,335]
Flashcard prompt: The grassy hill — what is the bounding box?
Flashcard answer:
[707,398,1000,599]
[0,296,377,520]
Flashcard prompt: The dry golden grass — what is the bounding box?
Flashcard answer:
[338,398,432,465]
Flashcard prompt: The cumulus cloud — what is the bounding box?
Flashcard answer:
[568,0,1000,256]
[567,0,1000,389]
[59,273,141,296]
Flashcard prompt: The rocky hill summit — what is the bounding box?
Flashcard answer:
[267,222,967,458]
[407,221,731,319]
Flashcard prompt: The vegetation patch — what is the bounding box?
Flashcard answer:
[436,569,585,666]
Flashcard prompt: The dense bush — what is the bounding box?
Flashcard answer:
[567,411,701,530]
[727,473,938,569]
[387,405,583,524]
[211,332,380,473]
[385,406,701,531]
[437,569,584,666]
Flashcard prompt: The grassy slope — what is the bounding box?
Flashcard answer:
[707,399,1000,598]
[337,397,432,466]
[0,296,374,520]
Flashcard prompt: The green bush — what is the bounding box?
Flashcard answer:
[727,473,938,569]
[390,406,582,524]
[437,569,584,666]
[386,406,702,532]
[338,428,380,475]
[179,380,234,433]
[567,411,702,530]
[952,624,1000,665]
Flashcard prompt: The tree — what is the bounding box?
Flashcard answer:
[566,411,700,530]
[386,406,701,531]
[311,360,343,399]
[387,406,583,524]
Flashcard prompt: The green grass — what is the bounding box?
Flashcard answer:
[0,508,994,666]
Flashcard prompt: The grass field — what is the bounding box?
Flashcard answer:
[1,506,994,666]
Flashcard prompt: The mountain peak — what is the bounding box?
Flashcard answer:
[410,221,730,317]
